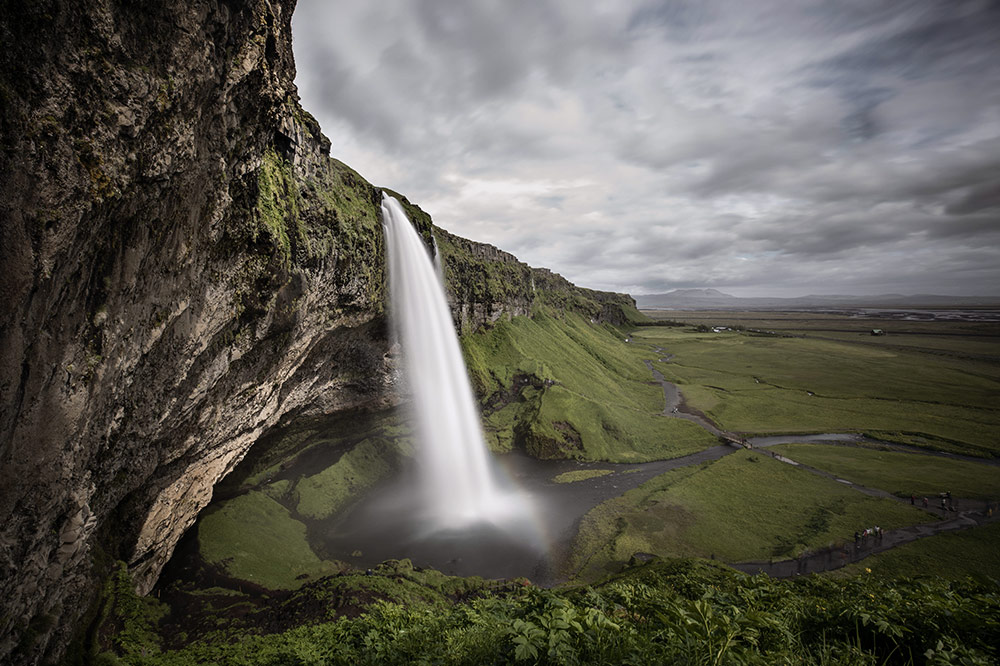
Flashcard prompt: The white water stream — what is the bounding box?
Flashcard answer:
[381,194,527,530]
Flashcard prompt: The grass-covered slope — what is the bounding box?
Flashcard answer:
[197,492,341,589]
[88,558,1000,665]
[461,311,717,461]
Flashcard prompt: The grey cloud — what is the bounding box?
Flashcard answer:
[815,2,1000,80]
[945,180,1000,215]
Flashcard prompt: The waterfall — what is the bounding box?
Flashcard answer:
[381,193,516,529]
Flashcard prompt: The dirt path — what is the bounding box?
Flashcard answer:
[640,344,1000,578]
[729,507,995,578]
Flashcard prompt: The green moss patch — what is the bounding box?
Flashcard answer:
[294,438,398,520]
[198,492,340,589]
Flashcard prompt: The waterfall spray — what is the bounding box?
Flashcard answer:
[381,194,523,529]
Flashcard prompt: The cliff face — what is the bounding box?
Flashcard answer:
[0,1,396,662]
[435,227,637,335]
[0,2,633,662]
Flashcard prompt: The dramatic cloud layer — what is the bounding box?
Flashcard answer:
[292,0,1000,297]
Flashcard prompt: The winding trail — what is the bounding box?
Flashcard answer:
[638,344,1000,578]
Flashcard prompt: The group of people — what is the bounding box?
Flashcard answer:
[909,491,955,511]
[854,526,883,547]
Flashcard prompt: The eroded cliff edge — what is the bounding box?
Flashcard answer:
[0,1,635,662]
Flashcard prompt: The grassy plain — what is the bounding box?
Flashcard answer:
[462,311,718,461]
[631,316,1000,455]
[770,443,1000,500]
[569,449,935,582]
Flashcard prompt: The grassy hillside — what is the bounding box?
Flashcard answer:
[462,311,718,461]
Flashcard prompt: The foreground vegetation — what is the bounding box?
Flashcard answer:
[88,558,1000,666]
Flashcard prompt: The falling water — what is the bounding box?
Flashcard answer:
[381,194,522,530]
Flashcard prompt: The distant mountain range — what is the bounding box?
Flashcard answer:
[634,289,999,310]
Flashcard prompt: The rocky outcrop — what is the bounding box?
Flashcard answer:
[0,1,636,663]
[434,227,637,335]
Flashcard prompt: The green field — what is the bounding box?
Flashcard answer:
[770,443,1000,500]
[569,449,936,582]
[462,311,718,461]
[631,323,1000,455]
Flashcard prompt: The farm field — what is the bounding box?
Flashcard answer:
[632,312,1000,456]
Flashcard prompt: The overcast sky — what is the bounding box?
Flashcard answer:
[291,0,1000,297]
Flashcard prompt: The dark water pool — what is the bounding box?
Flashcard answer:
[306,446,733,585]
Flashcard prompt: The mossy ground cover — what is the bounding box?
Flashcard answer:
[632,327,1000,455]
[462,312,718,461]
[830,521,1000,584]
[569,449,935,583]
[97,558,999,665]
[196,492,342,589]
[195,411,412,590]
[293,437,401,520]
[770,443,1000,500]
